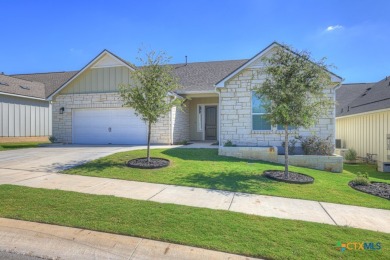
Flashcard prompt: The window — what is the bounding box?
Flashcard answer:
[252,93,271,130]
[197,105,203,131]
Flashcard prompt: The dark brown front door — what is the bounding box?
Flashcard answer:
[205,106,217,140]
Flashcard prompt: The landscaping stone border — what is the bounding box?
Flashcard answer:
[263,170,314,184]
[127,158,170,169]
[349,181,390,200]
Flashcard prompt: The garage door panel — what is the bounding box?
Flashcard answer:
[72,108,147,144]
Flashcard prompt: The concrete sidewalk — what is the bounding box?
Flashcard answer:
[0,218,258,260]
[1,169,389,233]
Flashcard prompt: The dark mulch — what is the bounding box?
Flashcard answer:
[127,157,170,169]
[263,170,314,184]
[349,181,390,200]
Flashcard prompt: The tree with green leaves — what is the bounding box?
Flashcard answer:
[253,44,335,178]
[120,49,181,163]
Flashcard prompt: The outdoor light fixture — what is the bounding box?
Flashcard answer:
[59,107,65,114]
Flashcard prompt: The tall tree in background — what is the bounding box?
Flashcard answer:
[120,49,181,163]
[254,44,335,178]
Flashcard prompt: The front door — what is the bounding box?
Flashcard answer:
[205,106,217,140]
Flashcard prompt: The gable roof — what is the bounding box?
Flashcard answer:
[0,74,46,100]
[12,71,77,98]
[46,49,136,100]
[336,83,374,117]
[8,43,342,99]
[337,77,390,117]
[215,42,342,87]
[10,59,248,97]
[172,59,248,93]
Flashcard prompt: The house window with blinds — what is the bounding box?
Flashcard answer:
[252,92,272,130]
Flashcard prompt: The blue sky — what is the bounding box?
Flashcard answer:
[1,0,389,83]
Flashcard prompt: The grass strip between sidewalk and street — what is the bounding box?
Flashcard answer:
[0,185,388,260]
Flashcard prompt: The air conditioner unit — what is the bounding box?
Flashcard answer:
[335,139,342,149]
[383,163,390,173]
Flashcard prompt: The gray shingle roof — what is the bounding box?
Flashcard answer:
[11,71,78,98]
[336,83,374,116]
[9,60,248,97]
[171,59,249,93]
[337,77,390,117]
[0,74,46,99]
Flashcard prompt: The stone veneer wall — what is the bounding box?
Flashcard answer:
[219,146,343,173]
[52,93,172,144]
[172,104,190,144]
[218,68,335,147]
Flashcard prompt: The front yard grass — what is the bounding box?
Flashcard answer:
[0,185,389,260]
[64,148,390,210]
[0,142,49,151]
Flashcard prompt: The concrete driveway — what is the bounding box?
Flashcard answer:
[0,145,170,173]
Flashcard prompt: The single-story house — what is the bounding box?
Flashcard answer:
[5,42,342,149]
[0,74,52,138]
[336,77,390,172]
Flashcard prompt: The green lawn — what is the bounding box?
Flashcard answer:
[63,148,390,210]
[0,185,388,260]
[0,142,49,151]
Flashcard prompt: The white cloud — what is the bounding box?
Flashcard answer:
[325,25,344,32]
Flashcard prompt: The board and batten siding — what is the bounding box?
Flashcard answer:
[60,66,131,95]
[0,94,51,137]
[336,110,390,171]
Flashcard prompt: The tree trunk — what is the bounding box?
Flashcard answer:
[284,125,289,179]
[147,121,151,163]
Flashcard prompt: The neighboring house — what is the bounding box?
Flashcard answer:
[8,42,341,148]
[0,74,51,138]
[336,77,390,171]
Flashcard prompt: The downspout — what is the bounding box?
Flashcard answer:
[170,95,177,145]
[333,81,343,150]
[216,88,222,147]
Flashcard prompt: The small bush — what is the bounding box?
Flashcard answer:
[298,135,334,156]
[224,140,236,147]
[282,139,297,155]
[345,148,357,161]
[48,136,57,143]
[176,140,189,145]
[352,172,370,186]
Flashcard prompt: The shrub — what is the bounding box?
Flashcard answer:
[282,139,297,155]
[345,148,357,162]
[298,135,334,156]
[176,140,189,145]
[48,136,57,143]
[224,140,236,147]
[352,172,370,186]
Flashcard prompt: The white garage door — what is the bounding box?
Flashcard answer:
[72,108,147,144]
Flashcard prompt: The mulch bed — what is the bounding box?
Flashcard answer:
[127,157,170,169]
[263,170,314,184]
[349,181,390,200]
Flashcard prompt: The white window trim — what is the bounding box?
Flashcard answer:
[251,92,272,131]
[251,92,299,133]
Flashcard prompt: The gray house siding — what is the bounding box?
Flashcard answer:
[0,94,51,137]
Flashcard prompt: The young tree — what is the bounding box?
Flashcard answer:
[120,49,181,163]
[253,44,335,178]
